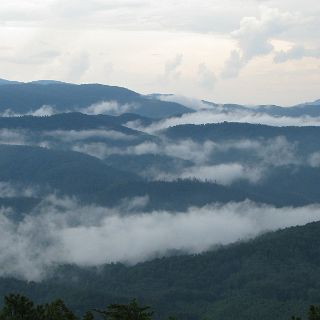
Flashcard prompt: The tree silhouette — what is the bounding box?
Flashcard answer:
[0,294,37,320]
[37,299,77,320]
[95,299,153,320]
[83,311,94,320]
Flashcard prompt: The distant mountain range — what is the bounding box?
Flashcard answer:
[1,79,320,320]
[0,80,192,118]
[0,78,318,119]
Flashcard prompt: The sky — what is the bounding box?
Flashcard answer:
[0,0,319,106]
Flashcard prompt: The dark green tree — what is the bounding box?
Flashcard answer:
[83,311,95,320]
[95,299,153,320]
[309,305,320,320]
[37,299,77,320]
[0,294,37,320]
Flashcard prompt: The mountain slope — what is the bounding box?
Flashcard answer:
[1,222,320,319]
[0,83,192,118]
[0,112,147,135]
[0,144,139,198]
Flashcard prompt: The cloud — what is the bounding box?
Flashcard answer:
[45,129,135,142]
[308,152,320,167]
[1,195,320,281]
[156,163,262,185]
[274,45,320,63]
[134,109,320,133]
[157,94,209,111]
[0,129,27,145]
[197,63,217,90]
[220,50,245,79]
[83,100,138,115]
[164,54,183,78]
[0,105,56,117]
[221,7,303,77]
[0,182,39,198]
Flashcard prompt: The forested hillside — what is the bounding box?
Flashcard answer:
[1,222,320,320]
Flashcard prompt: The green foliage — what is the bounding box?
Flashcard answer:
[0,295,159,320]
[0,294,36,320]
[82,312,94,320]
[292,305,320,320]
[95,299,153,320]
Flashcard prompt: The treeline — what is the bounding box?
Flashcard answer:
[1,294,319,320]
[0,294,168,320]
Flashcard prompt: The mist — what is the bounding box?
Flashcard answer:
[129,109,320,133]
[1,194,320,281]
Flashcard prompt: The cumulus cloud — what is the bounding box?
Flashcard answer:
[274,45,320,63]
[1,195,320,281]
[221,7,303,77]
[198,63,216,90]
[164,54,183,78]
[221,50,245,79]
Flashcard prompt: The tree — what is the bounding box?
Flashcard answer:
[95,299,154,320]
[0,294,37,320]
[292,305,320,320]
[37,299,77,320]
[83,311,95,320]
[309,305,320,320]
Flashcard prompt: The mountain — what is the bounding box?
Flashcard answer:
[0,144,139,200]
[1,221,320,320]
[255,103,320,117]
[0,78,21,85]
[2,118,320,208]
[0,82,192,118]
[0,112,149,135]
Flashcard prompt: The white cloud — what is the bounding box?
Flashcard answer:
[0,129,27,145]
[83,100,138,115]
[156,163,262,185]
[45,129,136,142]
[136,109,320,133]
[308,152,320,167]
[0,105,56,117]
[221,6,304,77]
[0,182,38,198]
[164,54,183,78]
[197,63,216,90]
[0,1,318,107]
[1,195,320,281]
[274,45,320,63]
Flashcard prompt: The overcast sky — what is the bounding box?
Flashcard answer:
[0,0,319,105]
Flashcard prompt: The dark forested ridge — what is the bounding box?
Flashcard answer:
[0,112,149,135]
[164,122,320,143]
[1,222,320,320]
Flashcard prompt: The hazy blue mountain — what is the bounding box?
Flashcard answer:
[255,103,320,117]
[0,82,192,118]
[0,78,21,85]
[0,144,139,199]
